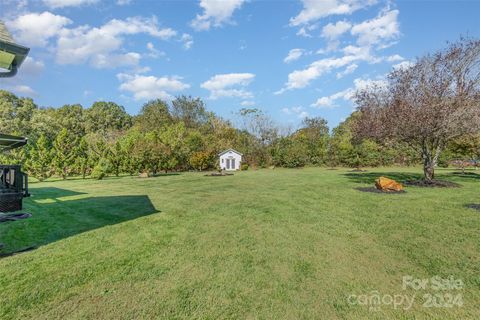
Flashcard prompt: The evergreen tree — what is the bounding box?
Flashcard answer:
[53,128,77,179]
[26,134,53,181]
[74,136,90,179]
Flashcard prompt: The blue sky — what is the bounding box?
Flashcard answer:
[1,0,479,129]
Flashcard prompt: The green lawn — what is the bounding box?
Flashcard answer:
[0,168,479,319]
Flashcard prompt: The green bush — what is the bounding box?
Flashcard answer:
[241,163,249,171]
[91,158,110,180]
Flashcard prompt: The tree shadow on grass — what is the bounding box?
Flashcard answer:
[0,187,159,256]
[343,172,424,185]
[446,172,480,180]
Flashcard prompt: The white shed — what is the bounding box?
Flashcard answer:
[219,149,243,171]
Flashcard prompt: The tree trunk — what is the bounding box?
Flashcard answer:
[423,159,435,182]
[422,145,442,182]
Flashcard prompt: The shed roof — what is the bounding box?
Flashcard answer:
[0,133,28,151]
[218,148,243,156]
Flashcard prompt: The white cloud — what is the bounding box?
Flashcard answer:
[277,45,373,92]
[241,100,255,106]
[7,11,72,47]
[146,42,165,58]
[392,60,414,70]
[351,9,400,46]
[0,56,44,97]
[386,54,403,62]
[321,20,351,39]
[43,0,98,9]
[56,16,176,68]
[191,0,246,31]
[311,77,387,108]
[336,63,357,78]
[311,88,352,108]
[278,12,404,93]
[19,57,45,77]
[296,23,319,38]
[284,48,305,63]
[353,78,387,91]
[282,106,309,118]
[290,0,376,26]
[91,52,141,68]
[8,13,180,69]
[117,0,132,5]
[117,73,190,100]
[10,85,36,96]
[181,33,194,50]
[201,73,255,99]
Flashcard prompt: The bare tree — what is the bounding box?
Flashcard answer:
[355,38,480,182]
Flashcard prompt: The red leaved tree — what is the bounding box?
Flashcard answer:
[354,38,480,182]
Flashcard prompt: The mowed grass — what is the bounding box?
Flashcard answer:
[0,167,479,319]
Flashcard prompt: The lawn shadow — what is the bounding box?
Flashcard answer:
[27,187,88,200]
[447,172,480,180]
[344,171,423,185]
[0,187,159,256]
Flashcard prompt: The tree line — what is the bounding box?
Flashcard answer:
[0,91,412,180]
[1,39,478,181]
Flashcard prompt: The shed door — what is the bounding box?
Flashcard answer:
[231,158,235,169]
[226,159,230,169]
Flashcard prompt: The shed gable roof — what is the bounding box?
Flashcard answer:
[218,148,243,156]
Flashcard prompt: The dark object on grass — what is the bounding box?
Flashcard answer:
[0,212,31,223]
[1,133,30,212]
[349,169,367,172]
[356,187,406,194]
[465,204,480,211]
[404,179,461,188]
[205,172,234,176]
[0,164,30,212]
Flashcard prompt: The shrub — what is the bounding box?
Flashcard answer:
[189,151,211,171]
[241,163,249,171]
[91,158,110,180]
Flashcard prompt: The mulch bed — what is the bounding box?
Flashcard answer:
[404,180,461,188]
[355,187,406,194]
[348,169,368,172]
[465,204,480,211]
